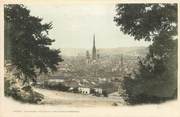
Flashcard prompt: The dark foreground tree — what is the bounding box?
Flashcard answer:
[4,5,63,84]
[114,4,177,104]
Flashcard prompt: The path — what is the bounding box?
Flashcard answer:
[34,88,126,107]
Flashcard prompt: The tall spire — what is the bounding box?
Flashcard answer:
[92,34,96,60]
[93,34,95,47]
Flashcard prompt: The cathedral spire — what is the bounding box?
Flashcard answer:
[93,34,95,47]
[92,34,96,60]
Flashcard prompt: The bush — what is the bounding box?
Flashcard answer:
[122,75,177,105]
[90,88,95,94]
[102,90,108,97]
[72,87,79,93]
[42,81,70,91]
[4,78,44,104]
[112,102,118,106]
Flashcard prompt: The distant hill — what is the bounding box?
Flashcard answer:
[98,47,148,57]
[60,47,148,57]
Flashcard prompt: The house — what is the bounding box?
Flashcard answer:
[94,88,103,94]
[78,87,90,94]
[64,79,79,89]
[48,76,66,83]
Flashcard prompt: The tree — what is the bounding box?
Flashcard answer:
[114,4,177,41]
[4,5,63,84]
[114,4,177,103]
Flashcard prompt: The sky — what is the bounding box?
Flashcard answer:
[27,4,151,49]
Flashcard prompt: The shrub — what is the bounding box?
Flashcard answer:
[102,90,108,97]
[42,81,70,91]
[122,74,177,105]
[4,78,44,104]
[112,102,118,106]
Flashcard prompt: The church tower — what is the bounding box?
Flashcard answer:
[92,34,96,60]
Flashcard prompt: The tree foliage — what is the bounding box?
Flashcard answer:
[4,5,63,84]
[114,4,177,103]
[114,4,177,41]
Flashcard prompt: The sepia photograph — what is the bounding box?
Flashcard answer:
[1,1,179,117]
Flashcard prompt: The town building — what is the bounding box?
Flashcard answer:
[78,87,90,94]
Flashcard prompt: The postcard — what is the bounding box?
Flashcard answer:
[0,0,179,117]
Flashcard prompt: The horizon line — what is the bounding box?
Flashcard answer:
[51,46,149,50]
